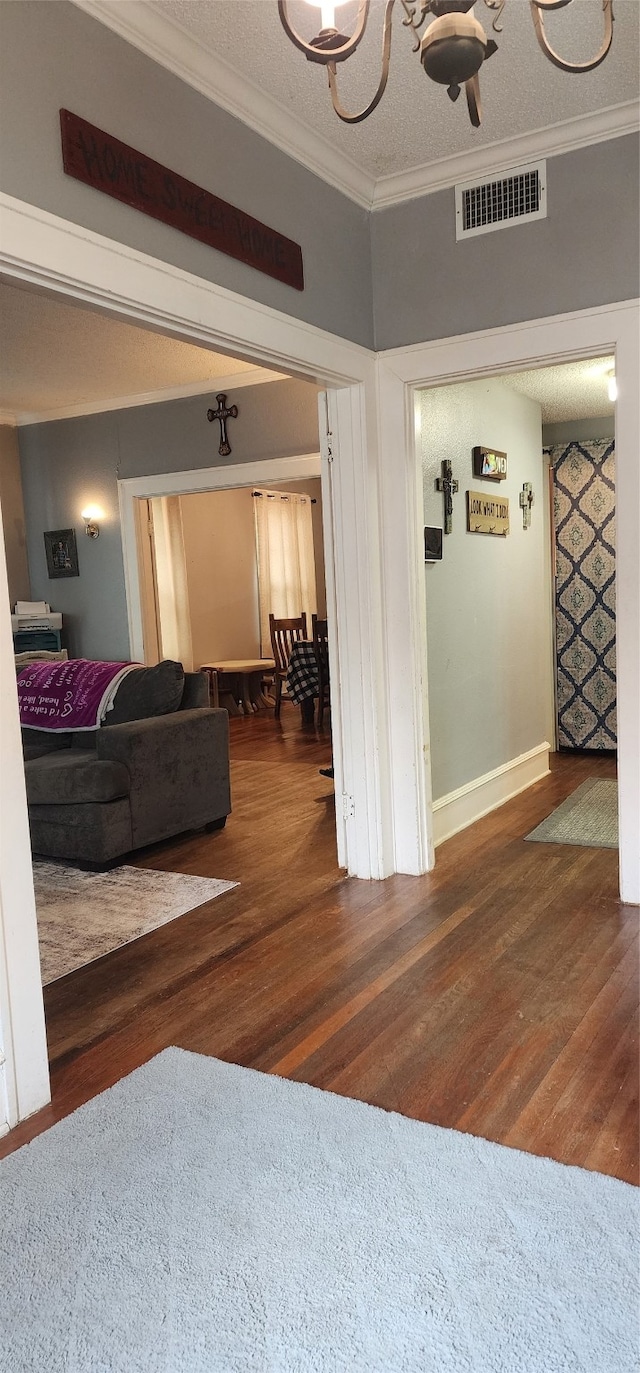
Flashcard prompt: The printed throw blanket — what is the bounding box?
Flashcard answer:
[18,659,138,732]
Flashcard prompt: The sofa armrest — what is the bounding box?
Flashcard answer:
[97,708,230,847]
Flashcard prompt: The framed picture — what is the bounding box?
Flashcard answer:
[472,446,508,481]
[44,528,79,578]
[424,526,443,561]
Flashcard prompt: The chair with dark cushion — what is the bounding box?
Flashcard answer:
[268,612,308,718]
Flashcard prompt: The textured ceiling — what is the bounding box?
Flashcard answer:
[0,283,268,421]
[151,0,639,177]
[503,356,615,421]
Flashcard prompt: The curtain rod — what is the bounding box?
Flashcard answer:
[251,490,317,504]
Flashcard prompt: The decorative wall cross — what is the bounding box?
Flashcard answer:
[207,393,238,457]
[435,459,459,534]
[519,482,535,529]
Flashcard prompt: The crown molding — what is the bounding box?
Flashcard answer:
[70,0,375,210]
[6,368,286,428]
[370,100,640,208]
[71,3,639,213]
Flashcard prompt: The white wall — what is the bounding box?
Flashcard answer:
[180,487,260,665]
[421,378,554,802]
[178,478,326,666]
[0,425,30,607]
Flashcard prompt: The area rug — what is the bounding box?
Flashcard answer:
[33,864,237,984]
[524,777,618,848]
[2,1049,637,1372]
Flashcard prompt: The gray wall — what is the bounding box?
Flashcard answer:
[1,4,637,357]
[372,136,640,350]
[0,425,30,606]
[422,379,554,799]
[542,415,615,447]
[0,1,373,348]
[18,378,320,660]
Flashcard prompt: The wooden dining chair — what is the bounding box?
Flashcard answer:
[312,615,330,727]
[268,612,308,718]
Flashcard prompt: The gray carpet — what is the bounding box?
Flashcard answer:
[525,777,618,848]
[2,1048,637,1372]
[33,863,237,984]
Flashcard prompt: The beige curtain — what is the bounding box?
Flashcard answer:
[150,496,194,671]
[253,489,317,657]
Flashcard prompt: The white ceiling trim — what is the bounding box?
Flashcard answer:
[72,0,639,211]
[7,368,285,428]
[71,0,375,209]
[371,100,640,209]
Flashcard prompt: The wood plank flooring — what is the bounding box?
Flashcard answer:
[2,712,637,1186]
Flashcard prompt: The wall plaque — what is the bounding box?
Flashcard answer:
[60,110,304,291]
[466,490,510,536]
[472,446,508,481]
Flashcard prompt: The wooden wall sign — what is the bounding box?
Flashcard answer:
[472,446,508,481]
[60,110,304,292]
[467,490,510,536]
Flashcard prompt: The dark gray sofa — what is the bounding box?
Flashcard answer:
[22,666,231,866]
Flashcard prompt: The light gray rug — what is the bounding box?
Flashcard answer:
[2,1048,637,1372]
[525,777,618,848]
[33,863,237,984]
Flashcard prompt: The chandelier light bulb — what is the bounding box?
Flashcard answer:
[279,0,616,129]
[302,0,342,30]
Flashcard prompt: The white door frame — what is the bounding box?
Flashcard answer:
[378,297,640,905]
[120,452,348,872]
[1,192,637,1128]
[119,454,322,664]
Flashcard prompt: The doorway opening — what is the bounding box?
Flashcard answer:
[417,353,617,863]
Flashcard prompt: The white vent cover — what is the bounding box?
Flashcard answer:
[455,161,546,241]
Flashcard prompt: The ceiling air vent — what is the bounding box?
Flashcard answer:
[455,161,546,241]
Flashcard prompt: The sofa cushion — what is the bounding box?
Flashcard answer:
[104,659,184,725]
[21,728,72,759]
[25,750,130,806]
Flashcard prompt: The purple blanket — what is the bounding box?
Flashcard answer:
[18,659,138,732]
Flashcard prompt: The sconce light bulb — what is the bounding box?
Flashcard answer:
[81,504,103,538]
[607,373,617,403]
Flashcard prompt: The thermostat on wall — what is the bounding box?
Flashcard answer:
[424,527,443,562]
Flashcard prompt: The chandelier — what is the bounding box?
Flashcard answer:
[278,0,614,128]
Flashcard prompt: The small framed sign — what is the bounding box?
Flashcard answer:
[44,528,79,578]
[424,526,443,561]
[472,446,507,481]
[467,491,510,537]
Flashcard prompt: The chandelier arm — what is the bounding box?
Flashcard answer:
[399,0,430,52]
[326,0,396,124]
[465,74,482,128]
[278,0,371,63]
[483,0,507,34]
[530,0,614,73]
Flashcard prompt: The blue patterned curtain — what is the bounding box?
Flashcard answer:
[551,440,616,750]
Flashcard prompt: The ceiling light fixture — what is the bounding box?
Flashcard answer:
[278,0,614,128]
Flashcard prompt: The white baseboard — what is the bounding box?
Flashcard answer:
[432,743,551,847]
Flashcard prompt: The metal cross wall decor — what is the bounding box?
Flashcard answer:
[207,393,238,457]
[519,482,535,529]
[435,459,459,535]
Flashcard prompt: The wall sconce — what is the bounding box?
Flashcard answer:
[81,505,103,538]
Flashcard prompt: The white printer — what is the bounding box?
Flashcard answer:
[12,602,63,651]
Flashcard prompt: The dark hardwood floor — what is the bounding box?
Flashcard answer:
[2,711,637,1185]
